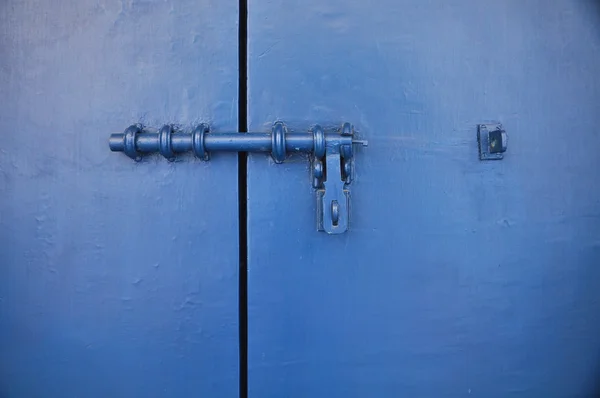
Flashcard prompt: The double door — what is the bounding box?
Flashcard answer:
[2,1,599,397]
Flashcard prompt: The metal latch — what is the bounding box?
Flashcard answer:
[108,122,367,234]
[478,123,508,160]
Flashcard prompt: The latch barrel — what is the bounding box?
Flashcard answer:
[109,130,353,156]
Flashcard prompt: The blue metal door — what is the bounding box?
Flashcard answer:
[247,1,600,396]
[0,1,240,396]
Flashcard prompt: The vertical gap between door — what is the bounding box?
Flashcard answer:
[238,0,248,396]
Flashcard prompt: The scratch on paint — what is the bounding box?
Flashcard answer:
[258,41,280,59]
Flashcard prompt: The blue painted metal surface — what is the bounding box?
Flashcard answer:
[247,1,600,396]
[0,1,239,396]
[109,122,366,233]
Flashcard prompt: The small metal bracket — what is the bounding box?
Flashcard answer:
[478,123,508,160]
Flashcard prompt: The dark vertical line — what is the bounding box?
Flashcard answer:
[237,0,248,396]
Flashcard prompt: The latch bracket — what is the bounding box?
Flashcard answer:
[478,123,508,160]
[312,123,358,234]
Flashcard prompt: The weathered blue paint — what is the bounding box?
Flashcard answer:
[0,1,239,396]
[247,1,600,397]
